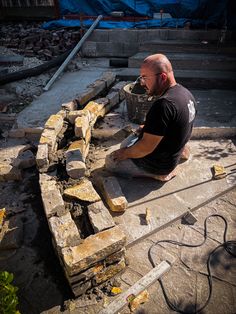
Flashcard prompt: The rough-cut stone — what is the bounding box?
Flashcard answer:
[61,100,77,111]
[39,173,57,192]
[83,100,106,125]
[88,201,115,233]
[0,164,22,181]
[111,81,128,101]
[76,88,96,106]
[44,114,63,135]
[64,179,101,202]
[99,176,128,212]
[56,110,67,119]
[0,215,23,250]
[13,150,35,169]
[71,280,92,297]
[94,258,126,284]
[74,115,90,138]
[100,71,116,89]
[39,128,57,152]
[68,139,89,159]
[84,127,91,145]
[36,144,49,171]
[68,263,104,284]
[61,226,126,275]
[66,150,86,179]
[68,109,90,125]
[88,79,106,97]
[48,212,80,249]
[41,183,66,218]
[105,248,126,265]
[106,91,120,110]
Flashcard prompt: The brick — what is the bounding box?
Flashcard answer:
[105,248,126,265]
[88,201,115,233]
[64,179,101,203]
[68,109,90,125]
[99,176,128,212]
[61,225,126,275]
[48,212,81,250]
[66,150,86,179]
[44,114,64,136]
[36,143,49,171]
[41,183,66,218]
[39,128,57,152]
[94,258,126,284]
[100,71,116,89]
[74,115,90,138]
[111,81,128,101]
[61,100,77,111]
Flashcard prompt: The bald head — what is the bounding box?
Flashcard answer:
[141,54,173,74]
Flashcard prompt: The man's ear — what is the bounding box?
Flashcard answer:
[160,72,168,81]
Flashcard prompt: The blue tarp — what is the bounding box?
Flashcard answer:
[43,0,230,29]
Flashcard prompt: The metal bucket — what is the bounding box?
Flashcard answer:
[123,82,157,124]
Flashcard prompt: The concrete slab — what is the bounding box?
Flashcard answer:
[110,139,236,246]
[16,67,110,131]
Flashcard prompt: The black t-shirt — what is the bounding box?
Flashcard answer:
[133,84,197,175]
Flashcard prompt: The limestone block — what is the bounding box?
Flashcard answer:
[74,115,90,138]
[39,173,57,192]
[64,178,101,203]
[39,128,57,152]
[68,109,90,125]
[111,81,128,101]
[99,176,128,212]
[13,150,35,169]
[88,201,115,233]
[56,110,67,119]
[67,139,89,160]
[41,183,66,218]
[76,88,96,106]
[45,114,64,136]
[83,100,106,125]
[0,164,22,181]
[66,150,86,179]
[105,248,126,265]
[100,71,116,89]
[94,258,126,284]
[61,100,77,111]
[84,127,91,145]
[105,91,120,113]
[36,144,49,171]
[88,79,106,97]
[61,226,126,275]
[48,212,80,249]
[0,215,23,250]
[68,263,104,284]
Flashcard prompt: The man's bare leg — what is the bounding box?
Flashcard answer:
[181,144,191,161]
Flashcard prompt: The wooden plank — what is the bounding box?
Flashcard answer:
[99,261,171,314]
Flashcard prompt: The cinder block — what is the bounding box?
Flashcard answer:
[99,176,128,212]
[61,225,126,275]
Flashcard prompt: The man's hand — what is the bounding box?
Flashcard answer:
[111,148,127,162]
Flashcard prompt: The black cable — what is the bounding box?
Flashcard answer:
[148,214,236,314]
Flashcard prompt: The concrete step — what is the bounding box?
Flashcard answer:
[139,39,236,55]
[128,52,236,71]
[116,68,236,90]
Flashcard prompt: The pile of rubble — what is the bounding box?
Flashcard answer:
[0,22,81,60]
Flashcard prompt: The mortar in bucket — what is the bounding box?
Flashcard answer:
[123,82,157,124]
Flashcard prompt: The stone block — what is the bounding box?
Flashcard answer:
[88,29,109,42]
[67,139,89,159]
[13,150,35,169]
[123,43,139,57]
[88,79,106,97]
[88,201,115,233]
[61,100,77,111]
[84,127,92,145]
[61,225,126,275]
[44,114,64,136]
[111,81,128,101]
[56,110,67,119]
[109,29,138,43]
[0,164,22,182]
[81,41,97,57]
[39,173,57,192]
[36,144,49,172]
[39,128,57,152]
[41,183,66,218]
[106,91,120,112]
[71,280,92,297]
[68,109,90,125]
[64,178,101,203]
[105,248,126,265]
[0,215,23,250]
[96,42,124,57]
[76,88,96,106]
[74,115,90,138]
[68,263,104,284]
[48,212,81,249]
[99,176,128,212]
[83,101,106,125]
[66,150,86,179]
[94,258,126,284]
[100,71,116,89]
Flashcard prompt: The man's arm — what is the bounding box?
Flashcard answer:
[111,132,163,161]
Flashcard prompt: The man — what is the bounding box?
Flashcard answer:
[105,53,196,181]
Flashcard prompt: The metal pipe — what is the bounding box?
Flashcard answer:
[43,15,103,91]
